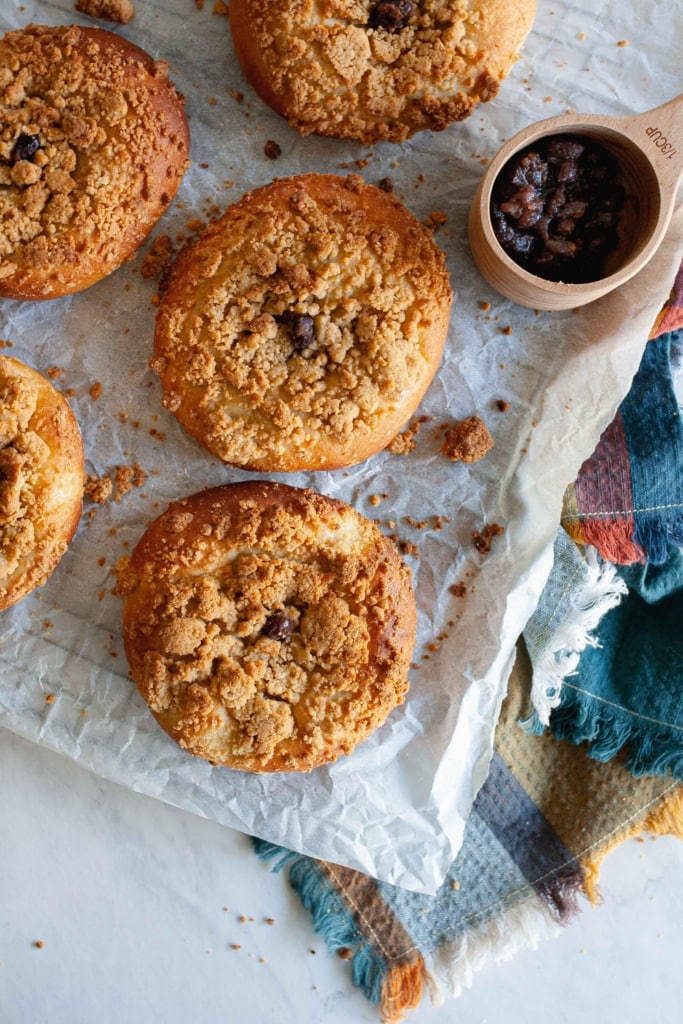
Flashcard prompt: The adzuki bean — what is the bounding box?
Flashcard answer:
[491,135,631,284]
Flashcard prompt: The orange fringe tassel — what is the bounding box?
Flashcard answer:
[381,958,426,1023]
[582,784,683,904]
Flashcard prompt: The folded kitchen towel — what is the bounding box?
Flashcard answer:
[526,263,683,763]
[253,260,683,1021]
[253,649,682,1020]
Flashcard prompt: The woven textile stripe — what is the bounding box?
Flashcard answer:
[473,752,579,922]
[568,411,641,561]
[621,333,683,562]
[649,258,683,339]
[561,247,683,566]
[562,330,683,565]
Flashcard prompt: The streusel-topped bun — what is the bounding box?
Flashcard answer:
[0,355,84,611]
[0,24,189,299]
[152,173,452,472]
[116,481,416,772]
[229,0,537,143]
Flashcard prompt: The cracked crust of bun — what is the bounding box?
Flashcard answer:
[116,481,416,773]
[229,0,537,143]
[152,173,452,472]
[0,355,84,611]
[0,24,189,300]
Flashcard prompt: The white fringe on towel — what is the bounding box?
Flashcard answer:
[530,547,628,727]
[424,892,564,1004]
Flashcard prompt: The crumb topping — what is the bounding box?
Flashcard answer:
[0,374,47,583]
[117,483,415,772]
[0,355,84,607]
[0,24,189,298]
[153,174,451,471]
[230,0,536,141]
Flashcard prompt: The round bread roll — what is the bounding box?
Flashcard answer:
[0,354,84,611]
[229,0,537,143]
[117,481,416,772]
[152,172,452,472]
[0,24,189,300]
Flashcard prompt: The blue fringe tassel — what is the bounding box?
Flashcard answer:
[550,696,683,779]
[251,838,388,1005]
[632,513,683,567]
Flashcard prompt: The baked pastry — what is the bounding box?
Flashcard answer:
[0,24,189,300]
[0,355,84,611]
[229,0,537,143]
[116,481,416,772]
[152,172,452,472]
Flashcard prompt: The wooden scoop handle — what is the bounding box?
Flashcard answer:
[614,94,683,197]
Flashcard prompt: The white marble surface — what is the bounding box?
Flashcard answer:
[0,727,680,1024]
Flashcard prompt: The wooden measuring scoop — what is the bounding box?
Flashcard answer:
[468,94,683,310]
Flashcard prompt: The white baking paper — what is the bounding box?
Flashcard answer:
[1,0,682,894]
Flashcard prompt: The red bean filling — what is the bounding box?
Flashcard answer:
[261,613,295,641]
[369,1,415,32]
[490,136,630,284]
[278,311,316,352]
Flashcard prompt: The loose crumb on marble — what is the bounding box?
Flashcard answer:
[34,941,44,949]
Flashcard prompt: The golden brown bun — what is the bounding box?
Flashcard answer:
[0,355,84,610]
[116,481,416,772]
[152,173,452,472]
[0,24,189,300]
[229,0,538,143]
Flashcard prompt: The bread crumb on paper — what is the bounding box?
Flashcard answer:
[424,210,447,232]
[85,474,114,505]
[141,235,174,282]
[264,140,282,160]
[441,416,494,464]
[386,417,427,455]
[472,523,505,554]
[75,0,135,24]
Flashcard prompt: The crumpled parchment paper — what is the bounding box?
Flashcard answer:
[1,0,682,893]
